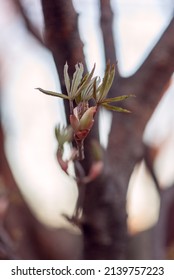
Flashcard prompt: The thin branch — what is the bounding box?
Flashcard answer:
[107,17,174,185]
[143,144,161,193]
[13,0,44,46]
[133,17,174,109]
[0,224,18,259]
[41,0,86,76]
[99,0,119,77]
[153,185,174,259]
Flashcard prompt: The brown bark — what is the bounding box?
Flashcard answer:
[99,0,119,76]
[41,0,86,76]
[13,0,44,46]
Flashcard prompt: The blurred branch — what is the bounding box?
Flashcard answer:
[107,17,174,192]
[0,224,18,259]
[127,184,174,260]
[99,0,119,77]
[133,17,174,113]
[153,184,174,259]
[82,167,127,259]
[13,0,44,46]
[41,0,86,76]
[143,144,161,193]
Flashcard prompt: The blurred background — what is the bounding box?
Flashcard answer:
[0,0,174,243]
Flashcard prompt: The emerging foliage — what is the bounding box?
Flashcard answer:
[37,62,133,160]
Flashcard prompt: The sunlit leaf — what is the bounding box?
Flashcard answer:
[75,63,96,97]
[96,63,110,102]
[75,93,82,104]
[36,88,69,100]
[64,62,71,95]
[93,78,97,101]
[96,62,115,103]
[104,64,115,95]
[81,77,96,101]
[101,103,131,113]
[101,94,135,104]
[55,125,73,147]
[71,63,84,98]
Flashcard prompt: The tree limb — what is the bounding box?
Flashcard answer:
[133,16,174,115]
[41,0,127,259]
[99,0,119,77]
[13,0,44,46]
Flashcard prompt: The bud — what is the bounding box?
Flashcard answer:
[70,114,79,131]
[70,106,97,142]
[55,125,73,149]
[75,129,89,141]
[78,106,96,130]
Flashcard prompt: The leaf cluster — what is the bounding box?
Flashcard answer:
[36,62,133,113]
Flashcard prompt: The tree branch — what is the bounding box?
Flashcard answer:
[82,166,127,259]
[13,0,44,46]
[41,0,100,168]
[41,0,86,76]
[107,17,174,193]
[41,0,127,259]
[133,16,174,114]
[99,0,119,77]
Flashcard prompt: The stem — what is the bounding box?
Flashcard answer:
[69,100,74,115]
[76,140,85,161]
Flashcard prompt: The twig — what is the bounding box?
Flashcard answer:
[13,0,44,46]
[100,0,119,77]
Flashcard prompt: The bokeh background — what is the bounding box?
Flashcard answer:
[0,0,174,237]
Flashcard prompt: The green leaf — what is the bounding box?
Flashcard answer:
[75,93,82,104]
[101,94,135,104]
[101,103,131,113]
[92,78,97,101]
[36,88,70,100]
[96,62,115,103]
[75,63,96,97]
[105,64,115,94]
[96,63,110,102]
[55,125,73,146]
[71,63,84,98]
[81,77,96,101]
[64,62,71,95]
